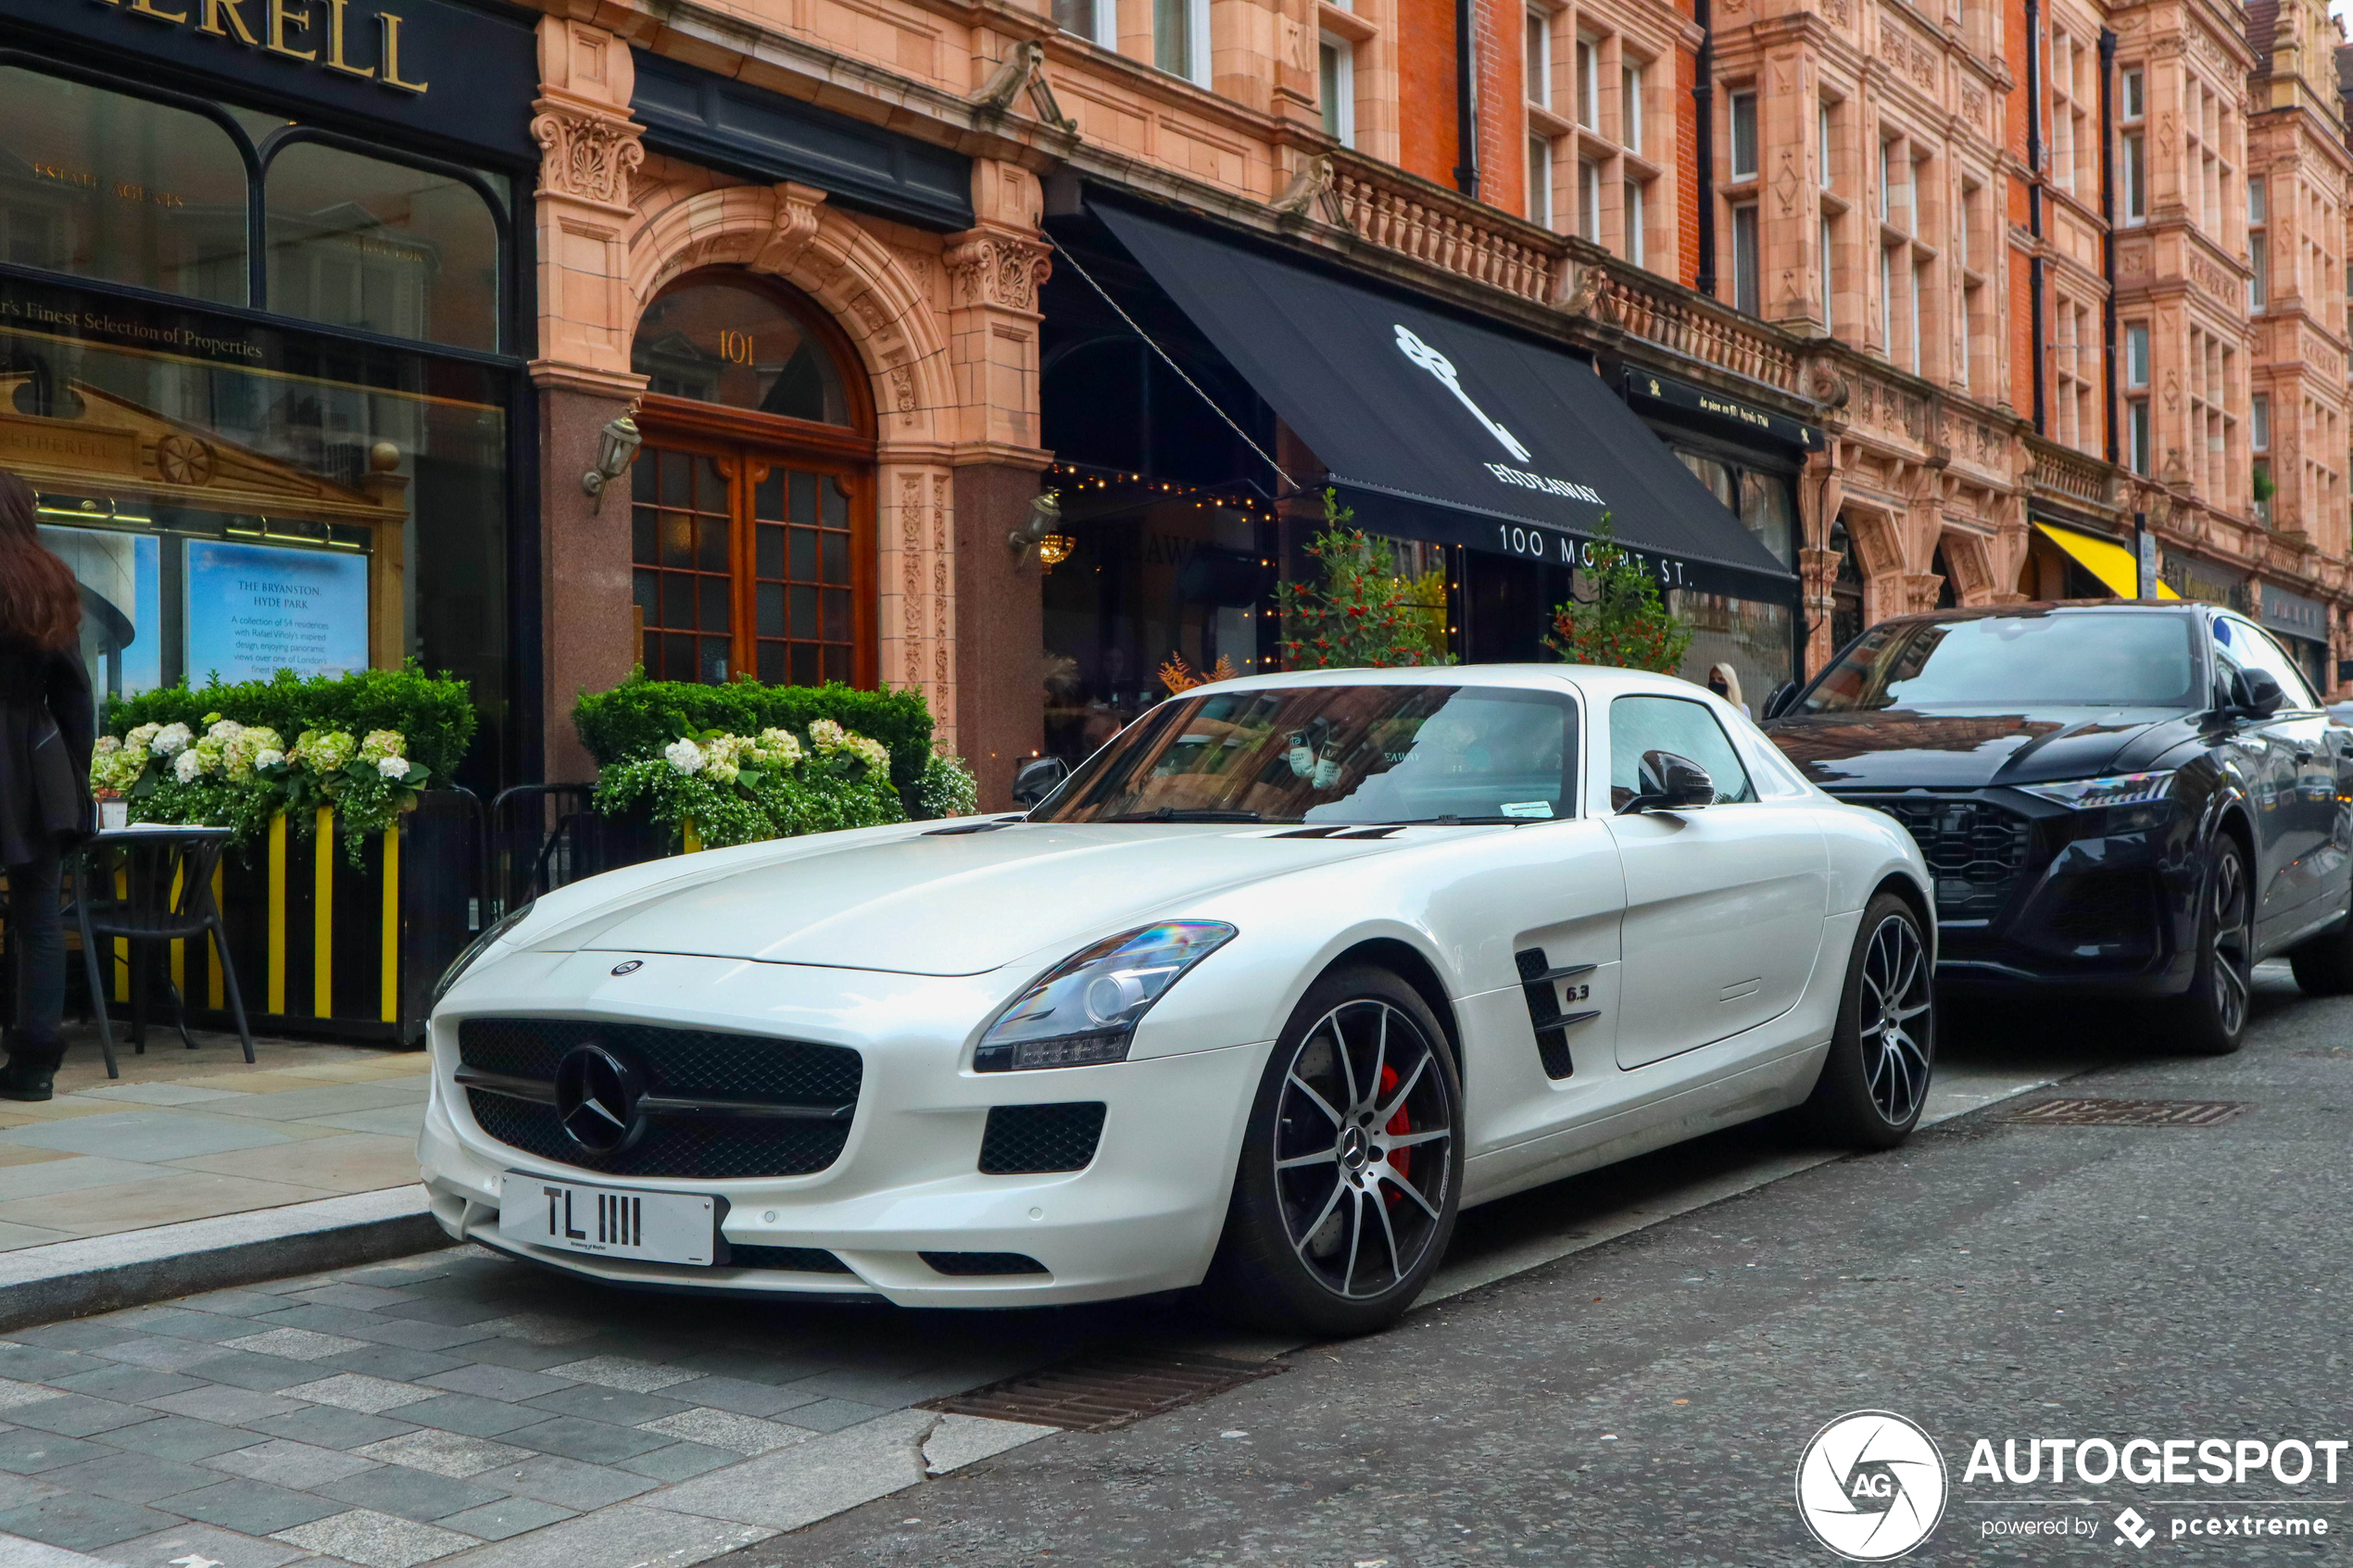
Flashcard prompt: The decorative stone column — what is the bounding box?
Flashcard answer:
[528,18,647,782]
[945,160,1054,809]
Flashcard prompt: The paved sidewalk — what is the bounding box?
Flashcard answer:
[0,1243,1063,1568]
[0,1024,425,1251]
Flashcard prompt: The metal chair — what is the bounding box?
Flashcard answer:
[69,828,255,1079]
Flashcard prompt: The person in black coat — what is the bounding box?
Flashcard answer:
[0,470,94,1100]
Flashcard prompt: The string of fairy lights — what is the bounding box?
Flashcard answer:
[1038,461,1464,648]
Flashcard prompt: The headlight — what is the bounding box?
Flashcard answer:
[431,902,533,1010]
[974,922,1236,1072]
[2018,771,2176,809]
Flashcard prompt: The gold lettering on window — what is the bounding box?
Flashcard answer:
[379,11,427,92]
[717,330,756,365]
[199,0,261,44]
[268,0,317,59]
[128,0,190,22]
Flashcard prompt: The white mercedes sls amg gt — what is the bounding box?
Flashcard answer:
[422,666,1935,1333]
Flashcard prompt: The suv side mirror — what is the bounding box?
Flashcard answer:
[1011,755,1070,809]
[2233,669,2286,720]
[1760,681,1799,721]
[1621,749,1716,813]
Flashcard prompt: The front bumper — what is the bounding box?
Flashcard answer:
[421,950,1267,1308]
[1829,789,2200,997]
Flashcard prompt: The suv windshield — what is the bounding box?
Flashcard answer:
[1798,613,2201,713]
[1036,685,1579,825]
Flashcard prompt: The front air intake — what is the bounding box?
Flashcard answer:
[978,1102,1107,1174]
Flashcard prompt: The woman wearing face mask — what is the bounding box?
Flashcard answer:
[0,471,95,1101]
[1705,661,1751,719]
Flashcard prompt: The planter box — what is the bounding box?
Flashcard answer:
[136,791,480,1047]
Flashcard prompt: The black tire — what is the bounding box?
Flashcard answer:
[2168,834,2253,1054]
[2287,920,2353,995]
[1800,892,1934,1149]
[1206,966,1464,1336]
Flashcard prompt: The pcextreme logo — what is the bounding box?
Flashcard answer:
[1795,1411,1951,1562]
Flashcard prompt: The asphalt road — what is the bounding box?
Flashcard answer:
[705,967,2353,1568]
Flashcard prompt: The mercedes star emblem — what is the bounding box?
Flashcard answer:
[610,960,643,975]
[553,1044,646,1155]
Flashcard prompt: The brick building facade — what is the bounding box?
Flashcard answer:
[508,0,2353,800]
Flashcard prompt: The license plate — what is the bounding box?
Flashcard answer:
[498,1173,718,1266]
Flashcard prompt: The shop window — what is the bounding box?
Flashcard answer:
[264,141,503,353]
[0,67,249,305]
[631,275,852,425]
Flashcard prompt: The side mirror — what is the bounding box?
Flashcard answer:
[1620,749,1717,813]
[2233,669,2286,720]
[1011,755,1070,809]
[1760,681,1799,721]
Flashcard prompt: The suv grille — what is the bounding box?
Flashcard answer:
[457,1018,862,1180]
[1846,795,2036,920]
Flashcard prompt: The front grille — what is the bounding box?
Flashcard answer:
[978,1103,1106,1174]
[921,1251,1050,1276]
[726,1244,853,1273]
[1849,795,2035,920]
[459,1018,861,1180]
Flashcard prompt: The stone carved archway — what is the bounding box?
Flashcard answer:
[624,181,962,739]
[1934,528,1998,607]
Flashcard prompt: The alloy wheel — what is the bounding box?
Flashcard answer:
[1857,912,1932,1125]
[2209,846,2252,1038]
[1272,998,1455,1299]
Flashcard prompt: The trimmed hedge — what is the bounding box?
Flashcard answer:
[103,665,478,783]
[573,674,935,793]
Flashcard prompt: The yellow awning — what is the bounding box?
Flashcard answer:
[2032,521,2181,600]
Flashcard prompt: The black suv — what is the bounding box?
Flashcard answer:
[1761,601,2353,1053]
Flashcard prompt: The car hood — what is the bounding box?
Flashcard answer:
[523,822,1411,975]
[1763,707,2199,790]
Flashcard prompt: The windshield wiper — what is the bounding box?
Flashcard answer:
[1106,808,1264,822]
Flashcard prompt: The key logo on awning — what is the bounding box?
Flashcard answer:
[1394,324,1533,462]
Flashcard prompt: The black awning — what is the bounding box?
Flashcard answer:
[1091,201,1796,600]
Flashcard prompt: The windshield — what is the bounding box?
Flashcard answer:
[1798,613,2201,713]
[1036,684,1579,825]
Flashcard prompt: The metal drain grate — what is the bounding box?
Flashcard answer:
[2000,1098,2246,1127]
[918,1348,1283,1432]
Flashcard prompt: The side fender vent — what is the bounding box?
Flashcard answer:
[1514,946,1598,1081]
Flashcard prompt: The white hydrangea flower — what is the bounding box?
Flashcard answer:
[94,735,120,755]
[377,755,411,780]
[663,737,706,774]
[253,748,285,771]
[124,722,160,754]
[359,729,407,762]
[172,748,205,783]
[808,718,849,751]
[755,727,804,767]
[151,722,193,758]
[206,719,245,744]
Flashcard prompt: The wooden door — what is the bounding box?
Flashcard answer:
[628,404,875,688]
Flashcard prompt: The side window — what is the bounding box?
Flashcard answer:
[1608,696,1756,809]
[2217,617,2318,709]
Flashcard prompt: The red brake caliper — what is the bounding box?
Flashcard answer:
[1378,1064,1410,1201]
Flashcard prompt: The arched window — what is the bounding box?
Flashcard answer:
[0,67,249,304]
[628,272,875,688]
[632,275,851,425]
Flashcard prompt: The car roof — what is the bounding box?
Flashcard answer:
[1864,599,2215,628]
[1183,664,1705,699]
